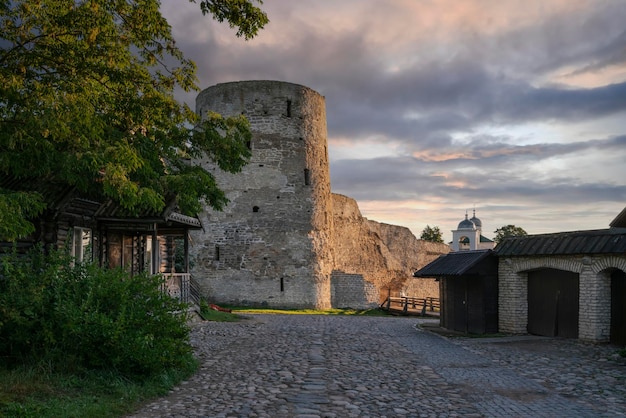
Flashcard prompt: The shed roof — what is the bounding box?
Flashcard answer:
[414,249,495,277]
[494,228,626,256]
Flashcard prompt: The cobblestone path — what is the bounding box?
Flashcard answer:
[128,314,626,418]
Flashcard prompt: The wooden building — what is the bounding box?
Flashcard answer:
[414,250,498,334]
[1,178,201,302]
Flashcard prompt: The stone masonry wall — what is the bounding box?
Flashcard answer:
[191,81,334,309]
[499,254,626,342]
[190,80,450,310]
[331,271,380,309]
[332,193,449,305]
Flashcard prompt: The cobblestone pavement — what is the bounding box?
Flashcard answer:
[128,314,626,418]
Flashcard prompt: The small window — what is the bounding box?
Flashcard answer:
[253,206,260,213]
[304,169,310,186]
[145,236,154,274]
[280,277,284,292]
[286,100,292,117]
[72,227,92,263]
[215,245,220,261]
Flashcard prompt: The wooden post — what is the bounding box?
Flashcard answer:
[151,224,158,275]
[184,230,190,273]
[386,288,391,310]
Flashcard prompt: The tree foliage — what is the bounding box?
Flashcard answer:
[420,225,444,243]
[493,224,528,244]
[0,191,46,241]
[0,0,268,240]
[196,0,268,39]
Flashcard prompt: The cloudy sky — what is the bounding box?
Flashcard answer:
[162,0,626,242]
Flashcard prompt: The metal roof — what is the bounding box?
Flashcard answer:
[94,200,202,229]
[2,176,201,228]
[494,228,626,256]
[166,212,202,228]
[480,235,493,243]
[414,250,495,277]
[610,206,626,228]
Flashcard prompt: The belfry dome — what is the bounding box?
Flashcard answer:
[457,214,476,230]
[470,212,482,229]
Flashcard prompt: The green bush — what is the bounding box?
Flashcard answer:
[0,248,194,377]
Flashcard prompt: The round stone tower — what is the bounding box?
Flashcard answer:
[191,81,334,309]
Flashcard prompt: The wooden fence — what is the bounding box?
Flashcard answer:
[380,296,440,316]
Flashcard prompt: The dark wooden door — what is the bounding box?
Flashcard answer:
[466,279,485,334]
[528,269,579,338]
[611,270,626,345]
[452,278,467,333]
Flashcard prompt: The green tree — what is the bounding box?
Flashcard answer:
[0,0,268,241]
[493,224,528,244]
[420,225,444,243]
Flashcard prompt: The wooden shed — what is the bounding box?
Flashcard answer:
[414,250,498,334]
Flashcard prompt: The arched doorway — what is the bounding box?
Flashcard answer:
[611,269,626,345]
[528,268,579,338]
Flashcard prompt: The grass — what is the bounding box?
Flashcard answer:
[197,299,389,320]
[228,306,389,316]
[196,306,243,322]
[0,360,197,418]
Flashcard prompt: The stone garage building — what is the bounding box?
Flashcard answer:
[496,207,626,344]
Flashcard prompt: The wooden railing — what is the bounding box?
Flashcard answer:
[381,296,440,316]
[161,273,191,304]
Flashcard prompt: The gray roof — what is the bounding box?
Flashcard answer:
[414,250,495,277]
[494,228,626,256]
[470,215,482,228]
[166,211,202,228]
[610,206,626,228]
[1,175,201,229]
[458,218,475,230]
[93,196,202,228]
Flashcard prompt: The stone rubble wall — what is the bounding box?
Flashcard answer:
[402,277,440,300]
[331,193,449,306]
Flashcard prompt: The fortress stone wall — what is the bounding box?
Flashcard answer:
[190,80,448,309]
[331,194,448,306]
